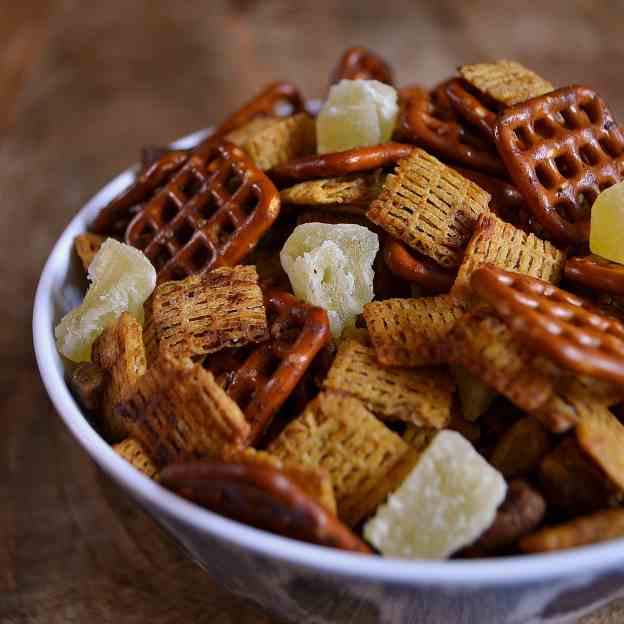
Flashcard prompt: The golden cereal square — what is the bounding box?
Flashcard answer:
[268,392,417,526]
[322,338,453,427]
[363,295,468,367]
[453,214,566,297]
[113,437,159,479]
[459,60,554,106]
[367,148,491,268]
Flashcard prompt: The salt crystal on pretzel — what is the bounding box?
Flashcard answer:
[113,437,159,479]
[364,430,506,559]
[144,265,268,362]
[74,233,105,272]
[538,437,621,516]
[520,508,624,554]
[280,170,385,208]
[117,354,250,467]
[471,265,624,386]
[323,338,453,427]
[222,446,336,514]
[363,295,468,367]
[91,312,147,442]
[241,112,316,170]
[444,306,561,412]
[159,460,371,553]
[452,213,566,297]
[268,392,418,526]
[459,60,554,106]
[367,148,491,268]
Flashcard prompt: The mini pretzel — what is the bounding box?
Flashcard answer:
[383,237,456,293]
[565,254,624,296]
[445,79,498,143]
[495,85,624,244]
[330,46,395,85]
[471,265,624,385]
[202,289,331,444]
[125,140,280,282]
[212,82,305,138]
[160,461,371,553]
[396,85,506,177]
[91,150,189,236]
[267,142,413,186]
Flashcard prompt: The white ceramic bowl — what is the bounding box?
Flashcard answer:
[33,129,624,624]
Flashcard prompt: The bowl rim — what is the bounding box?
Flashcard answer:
[33,127,624,587]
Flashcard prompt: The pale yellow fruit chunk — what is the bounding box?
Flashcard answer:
[590,181,624,265]
[55,238,156,362]
[280,223,379,337]
[363,430,507,559]
[316,79,398,154]
[452,365,497,422]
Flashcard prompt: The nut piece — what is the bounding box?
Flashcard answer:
[69,362,106,411]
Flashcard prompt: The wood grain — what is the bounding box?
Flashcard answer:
[4,0,624,621]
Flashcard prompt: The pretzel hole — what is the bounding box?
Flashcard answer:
[554,154,578,179]
[239,190,260,215]
[197,194,220,220]
[133,222,156,249]
[162,197,180,223]
[174,220,195,245]
[554,201,575,221]
[533,118,556,139]
[189,243,214,270]
[169,266,188,281]
[560,109,580,130]
[579,144,602,166]
[182,173,204,197]
[580,100,600,124]
[217,219,237,244]
[513,126,533,151]
[599,137,623,159]
[226,173,245,195]
[535,163,557,189]
[152,245,172,270]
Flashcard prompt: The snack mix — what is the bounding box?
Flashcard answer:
[58,47,624,559]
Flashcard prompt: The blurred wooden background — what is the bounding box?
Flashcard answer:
[3,1,624,621]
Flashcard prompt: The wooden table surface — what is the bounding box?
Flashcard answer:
[4,1,624,621]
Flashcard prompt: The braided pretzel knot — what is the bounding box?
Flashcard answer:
[213,81,305,138]
[125,140,280,283]
[445,78,498,143]
[396,83,505,177]
[203,290,331,444]
[471,265,624,385]
[496,85,624,244]
[267,142,413,186]
[160,461,371,553]
[383,237,455,293]
[565,255,624,296]
[91,151,189,236]
[330,46,395,85]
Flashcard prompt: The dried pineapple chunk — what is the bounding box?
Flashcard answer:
[590,181,624,265]
[55,238,156,362]
[316,79,399,154]
[280,223,379,337]
[363,430,507,559]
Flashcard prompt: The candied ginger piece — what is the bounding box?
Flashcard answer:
[363,430,507,559]
[55,238,156,362]
[316,79,398,154]
[590,181,624,265]
[280,223,379,337]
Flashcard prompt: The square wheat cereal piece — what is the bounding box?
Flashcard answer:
[576,406,624,492]
[322,338,453,427]
[148,265,268,362]
[74,233,105,272]
[367,148,491,269]
[117,354,250,467]
[529,375,624,434]
[363,295,469,367]
[92,312,147,442]
[280,171,385,207]
[520,508,624,553]
[538,437,621,516]
[452,214,566,297]
[243,112,316,170]
[222,447,337,513]
[113,437,159,479]
[459,60,554,106]
[225,115,280,146]
[444,306,561,413]
[268,392,418,526]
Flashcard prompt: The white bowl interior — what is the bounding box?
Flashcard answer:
[32,127,624,587]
